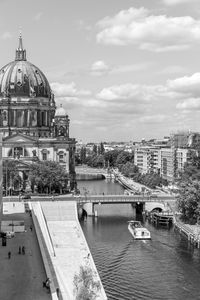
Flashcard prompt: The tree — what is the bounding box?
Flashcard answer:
[120,162,138,177]
[99,142,105,155]
[115,151,134,167]
[92,144,97,155]
[29,161,68,194]
[104,150,121,167]
[177,180,200,224]
[3,160,22,194]
[80,147,87,164]
[73,265,101,300]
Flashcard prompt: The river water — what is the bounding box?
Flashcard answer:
[77,179,200,300]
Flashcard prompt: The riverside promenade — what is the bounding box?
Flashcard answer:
[31,201,107,300]
[0,203,51,300]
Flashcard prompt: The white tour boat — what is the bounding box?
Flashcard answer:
[128,220,151,240]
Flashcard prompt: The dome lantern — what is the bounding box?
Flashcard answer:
[15,33,26,61]
[55,104,67,117]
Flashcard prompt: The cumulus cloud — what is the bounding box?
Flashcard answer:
[176,98,200,110]
[167,73,200,95]
[51,72,200,139]
[90,60,110,76]
[96,7,200,52]
[163,0,197,5]
[51,82,91,97]
[90,60,151,76]
[97,83,163,102]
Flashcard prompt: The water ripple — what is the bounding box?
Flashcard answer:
[82,217,200,300]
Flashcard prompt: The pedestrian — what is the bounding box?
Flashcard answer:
[18,246,21,254]
[22,246,25,255]
[43,278,51,292]
[30,225,32,231]
[8,251,11,259]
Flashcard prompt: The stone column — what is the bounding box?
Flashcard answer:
[83,203,94,216]
[0,134,2,210]
[45,111,48,126]
[131,203,136,217]
[13,110,16,126]
[27,110,30,126]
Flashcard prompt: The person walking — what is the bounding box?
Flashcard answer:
[30,225,32,231]
[22,246,25,255]
[8,251,11,259]
[18,246,21,254]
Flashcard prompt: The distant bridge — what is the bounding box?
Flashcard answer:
[75,194,176,204]
[3,194,176,204]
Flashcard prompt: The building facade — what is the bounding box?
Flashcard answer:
[0,35,76,191]
[134,147,161,175]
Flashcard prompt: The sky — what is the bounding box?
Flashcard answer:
[0,0,200,142]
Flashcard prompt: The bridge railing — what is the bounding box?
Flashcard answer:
[76,194,175,203]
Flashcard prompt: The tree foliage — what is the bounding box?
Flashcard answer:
[3,160,23,193]
[176,151,200,223]
[29,161,68,193]
[177,180,200,224]
[73,265,101,300]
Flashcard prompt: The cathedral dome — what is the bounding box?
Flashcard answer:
[0,35,51,98]
[55,104,67,117]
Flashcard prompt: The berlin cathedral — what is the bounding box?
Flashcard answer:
[0,35,76,191]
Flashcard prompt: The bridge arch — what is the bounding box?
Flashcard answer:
[145,202,165,212]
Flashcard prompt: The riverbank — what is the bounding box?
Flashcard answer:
[174,218,200,248]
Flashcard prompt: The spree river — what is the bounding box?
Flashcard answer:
[77,179,200,300]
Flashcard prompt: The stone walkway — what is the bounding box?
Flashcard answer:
[0,210,51,300]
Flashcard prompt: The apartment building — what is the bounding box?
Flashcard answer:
[134,147,161,174]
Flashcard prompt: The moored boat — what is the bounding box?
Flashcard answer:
[128,220,151,240]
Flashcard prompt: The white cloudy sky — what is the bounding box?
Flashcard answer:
[1,0,200,142]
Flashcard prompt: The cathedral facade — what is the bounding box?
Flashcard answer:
[0,35,76,191]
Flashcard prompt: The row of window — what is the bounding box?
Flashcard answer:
[7,147,66,162]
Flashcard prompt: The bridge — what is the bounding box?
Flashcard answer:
[75,194,175,204]
[74,194,176,216]
[3,194,176,204]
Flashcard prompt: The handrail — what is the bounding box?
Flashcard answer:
[32,205,59,299]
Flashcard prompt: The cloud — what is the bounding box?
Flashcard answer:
[158,65,186,75]
[139,114,166,124]
[1,32,12,40]
[51,82,91,97]
[51,72,200,139]
[176,98,200,110]
[34,12,43,22]
[96,7,200,52]
[167,73,200,96]
[163,0,197,5]
[90,60,152,76]
[167,73,200,111]
[97,83,162,102]
[90,60,110,76]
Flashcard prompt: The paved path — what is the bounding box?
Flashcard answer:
[0,211,51,300]
[32,201,107,299]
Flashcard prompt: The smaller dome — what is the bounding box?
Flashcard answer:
[55,104,67,117]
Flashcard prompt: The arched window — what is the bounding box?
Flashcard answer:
[3,110,7,121]
[58,151,64,162]
[14,147,23,159]
[41,149,48,161]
